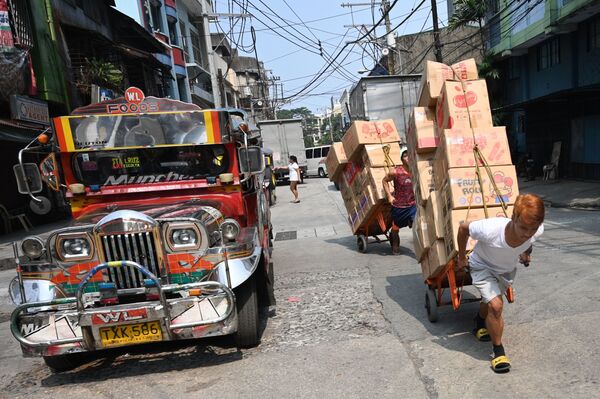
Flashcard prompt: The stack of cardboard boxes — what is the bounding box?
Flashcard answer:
[408,58,519,280]
[326,120,402,233]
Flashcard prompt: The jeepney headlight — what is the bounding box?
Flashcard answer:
[21,236,45,259]
[165,223,202,251]
[55,233,94,261]
[221,218,240,241]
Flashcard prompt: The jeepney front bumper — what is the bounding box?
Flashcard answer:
[11,261,238,357]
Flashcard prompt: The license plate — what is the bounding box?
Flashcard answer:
[99,321,162,348]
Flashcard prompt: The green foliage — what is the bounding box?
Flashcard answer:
[276,107,313,119]
[77,58,123,94]
[447,0,487,31]
[478,55,500,80]
[318,114,344,145]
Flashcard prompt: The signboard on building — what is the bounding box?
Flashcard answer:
[9,95,50,126]
[91,84,115,104]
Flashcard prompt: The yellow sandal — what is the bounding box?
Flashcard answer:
[473,327,491,342]
[491,355,511,373]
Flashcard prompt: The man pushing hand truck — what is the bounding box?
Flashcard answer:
[457,193,545,373]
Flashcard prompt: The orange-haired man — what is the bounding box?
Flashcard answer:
[457,193,545,373]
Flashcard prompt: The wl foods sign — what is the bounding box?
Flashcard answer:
[10,95,50,126]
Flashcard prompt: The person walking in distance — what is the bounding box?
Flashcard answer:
[457,193,545,373]
[288,155,300,203]
[382,148,416,254]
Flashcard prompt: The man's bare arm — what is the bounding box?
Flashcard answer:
[519,245,533,266]
[382,172,396,204]
[457,221,471,268]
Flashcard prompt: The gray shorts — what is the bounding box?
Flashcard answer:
[470,265,517,304]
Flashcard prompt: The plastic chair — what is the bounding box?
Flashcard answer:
[0,204,32,233]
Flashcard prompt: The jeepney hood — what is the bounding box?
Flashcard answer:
[74,197,240,225]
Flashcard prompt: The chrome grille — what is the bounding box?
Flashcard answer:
[100,232,161,289]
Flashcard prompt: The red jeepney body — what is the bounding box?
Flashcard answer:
[10,91,273,366]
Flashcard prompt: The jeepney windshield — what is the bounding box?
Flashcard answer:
[66,112,214,150]
[72,145,230,187]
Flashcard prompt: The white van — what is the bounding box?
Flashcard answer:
[305,145,330,177]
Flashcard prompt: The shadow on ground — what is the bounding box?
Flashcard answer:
[30,308,273,387]
[385,272,491,361]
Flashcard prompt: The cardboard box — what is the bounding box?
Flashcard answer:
[350,169,368,198]
[362,143,402,168]
[349,205,363,233]
[437,127,512,170]
[326,142,347,181]
[425,191,445,243]
[342,120,400,160]
[407,107,438,153]
[411,155,435,204]
[413,206,430,262]
[439,165,519,209]
[419,58,479,107]
[426,239,448,278]
[365,167,389,201]
[419,253,431,280]
[436,80,493,130]
[342,161,362,186]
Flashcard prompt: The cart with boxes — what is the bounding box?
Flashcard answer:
[326,120,403,253]
[408,58,520,322]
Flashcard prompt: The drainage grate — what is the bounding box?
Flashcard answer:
[274,231,297,241]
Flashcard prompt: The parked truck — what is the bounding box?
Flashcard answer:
[258,119,307,183]
[9,89,275,372]
[348,74,421,142]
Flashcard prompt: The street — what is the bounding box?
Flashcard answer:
[0,178,599,398]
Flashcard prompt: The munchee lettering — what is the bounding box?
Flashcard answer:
[103,172,196,186]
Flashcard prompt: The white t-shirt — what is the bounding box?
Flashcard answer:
[469,217,544,274]
[288,162,300,181]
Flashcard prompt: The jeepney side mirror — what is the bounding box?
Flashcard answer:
[40,153,60,191]
[238,146,264,174]
[13,163,43,194]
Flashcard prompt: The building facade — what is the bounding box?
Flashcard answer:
[486,0,600,179]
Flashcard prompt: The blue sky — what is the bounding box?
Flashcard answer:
[115,0,449,114]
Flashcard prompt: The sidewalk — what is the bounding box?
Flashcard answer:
[518,177,600,209]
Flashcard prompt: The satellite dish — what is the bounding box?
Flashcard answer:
[29,196,52,215]
[381,48,390,56]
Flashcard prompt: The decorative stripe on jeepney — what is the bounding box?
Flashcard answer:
[205,111,215,143]
[54,117,75,152]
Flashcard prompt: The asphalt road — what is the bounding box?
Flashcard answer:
[0,178,599,398]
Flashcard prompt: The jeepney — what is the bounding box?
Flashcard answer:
[9,88,275,371]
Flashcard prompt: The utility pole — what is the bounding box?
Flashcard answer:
[328,96,335,143]
[202,9,222,107]
[382,0,395,75]
[203,3,250,107]
[431,0,443,62]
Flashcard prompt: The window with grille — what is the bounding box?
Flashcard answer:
[180,21,189,62]
[587,16,600,51]
[190,30,202,65]
[7,0,33,48]
[537,37,560,70]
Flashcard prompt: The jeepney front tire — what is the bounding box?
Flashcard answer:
[43,353,86,372]
[234,275,260,348]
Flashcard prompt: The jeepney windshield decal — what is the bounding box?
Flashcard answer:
[61,111,220,151]
[72,145,229,186]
